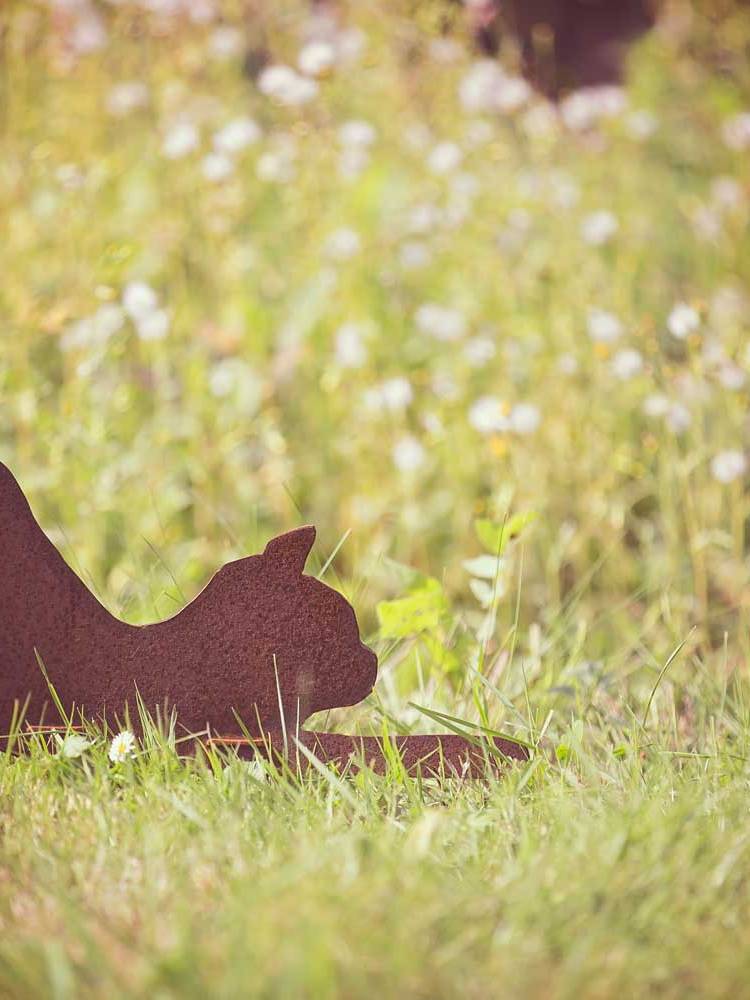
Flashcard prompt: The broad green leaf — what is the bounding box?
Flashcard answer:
[55,733,93,759]
[377,578,447,639]
[462,554,505,580]
[474,512,538,555]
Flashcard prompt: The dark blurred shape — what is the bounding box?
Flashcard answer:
[466,0,657,96]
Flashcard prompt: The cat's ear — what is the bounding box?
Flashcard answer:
[262,526,316,577]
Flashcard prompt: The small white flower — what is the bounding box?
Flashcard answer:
[722,112,750,152]
[557,353,579,375]
[208,25,244,60]
[468,395,509,434]
[201,152,234,183]
[495,76,532,113]
[581,210,619,246]
[407,202,442,234]
[711,176,743,211]
[162,121,199,159]
[560,85,627,131]
[334,322,368,368]
[587,309,623,343]
[458,60,505,113]
[213,117,261,154]
[667,303,700,339]
[256,149,295,183]
[392,435,426,473]
[625,109,657,140]
[325,228,361,261]
[338,120,376,148]
[463,337,496,366]
[665,402,691,434]
[298,41,336,78]
[717,364,746,391]
[106,81,148,117]
[611,348,643,380]
[71,13,107,55]
[509,402,541,434]
[123,281,158,321]
[415,303,466,342]
[338,148,370,180]
[364,377,413,414]
[643,393,670,418]
[109,730,136,763]
[427,141,462,175]
[711,450,747,484]
[258,65,318,106]
[399,241,431,270]
[136,308,170,342]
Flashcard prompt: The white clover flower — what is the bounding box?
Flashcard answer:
[208,25,244,60]
[611,348,643,380]
[642,393,670,418]
[665,402,691,434]
[468,395,509,434]
[122,281,158,321]
[427,141,463,175]
[407,202,442,234]
[458,60,506,113]
[325,228,361,261]
[256,149,295,183]
[711,450,747,484]
[398,241,431,270]
[338,119,376,148]
[495,76,532,113]
[710,176,743,210]
[106,81,148,117]
[509,402,541,434]
[722,112,750,151]
[162,121,199,159]
[625,109,657,140]
[392,435,426,473]
[667,303,700,339]
[580,210,619,246]
[109,730,136,763]
[201,152,234,183]
[521,101,559,139]
[136,308,170,342]
[557,353,579,375]
[298,41,336,78]
[71,13,107,55]
[334,322,368,368]
[560,85,627,131]
[717,364,746,391]
[587,309,623,343]
[463,337,496,366]
[258,64,318,106]
[364,376,413,414]
[213,117,261,154]
[338,148,370,180]
[415,303,466,342]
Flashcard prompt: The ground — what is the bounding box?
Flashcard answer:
[1,1,750,996]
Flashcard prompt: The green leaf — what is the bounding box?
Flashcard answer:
[474,512,538,555]
[377,578,447,639]
[55,733,93,759]
[462,554,505,580]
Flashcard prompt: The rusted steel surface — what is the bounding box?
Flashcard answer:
[0,461,528,775]
[208,732,529,776]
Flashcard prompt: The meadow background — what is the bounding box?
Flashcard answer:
[2,1,750,996]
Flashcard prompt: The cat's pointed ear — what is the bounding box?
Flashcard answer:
[262,526,316,577]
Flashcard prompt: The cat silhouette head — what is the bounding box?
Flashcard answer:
[186,525,379,736]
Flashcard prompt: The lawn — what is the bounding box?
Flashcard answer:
[1,1,750,996]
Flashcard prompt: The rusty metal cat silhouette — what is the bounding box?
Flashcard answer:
[0,461,527,775]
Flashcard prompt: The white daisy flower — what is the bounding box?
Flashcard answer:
[427,141,463,175]
[213,118,261,155]
[415,303,466,342]
[334,322,368,369]
[392,435,426,473]
[106,81,148,118]
[710,450,747,484]
[325,228,361,261]
[122,281,158,321]
[201,152,234,183]
[162,121,199,160]
[667,303,700,339]
[580,210,619,246]
[338,120,377,148]
[298,41,336,78]
[509,402,541,434]
[468,395,509,434]
[611,348,643,380]
[587,309,623,343]
[109,730,137,763]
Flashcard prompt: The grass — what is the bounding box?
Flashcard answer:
[2,0,750,995]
